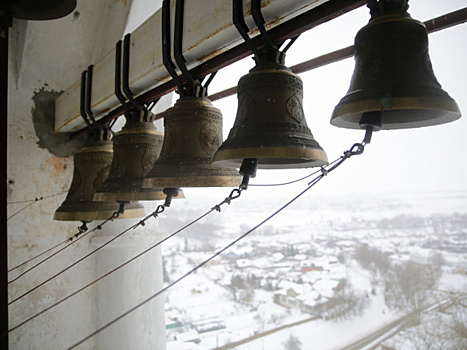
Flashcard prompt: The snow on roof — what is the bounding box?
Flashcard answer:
[272,252,284,262]
[313,278,340,298]
[293,254,308,261]
[167,340,207,350]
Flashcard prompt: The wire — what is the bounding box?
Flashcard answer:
[66,140,366,349]
[7,191,68,221]
[7,189,243,332]
[8,207,216,333]
[67,174,327,349]
[8,212,121,305]
[249,158,342,187]
[7,191,68,205]
[7,135,369,342]
[8,239,68,274]
[9,222,100,282]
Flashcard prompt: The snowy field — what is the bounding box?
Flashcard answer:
[161,190,467,350]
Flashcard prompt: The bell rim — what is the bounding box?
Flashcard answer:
[115,129,163,136]
[143,175,241,188]
[213,147,328,169]
[331,95,462,130]
[94,188,185,201]
[76,143,113,154]
[53,206,146,221]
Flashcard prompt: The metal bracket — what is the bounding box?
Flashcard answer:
[114,34,154,123]
[162,0,215,97]
[251,0,275,52]
[233,0,299,65]
[80,67,110,141]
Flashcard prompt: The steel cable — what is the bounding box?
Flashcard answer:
[66,139,367,349]
[8,221,105,282]
[7,191,67,221]
[67,175,328,349]
[7,190,243,332]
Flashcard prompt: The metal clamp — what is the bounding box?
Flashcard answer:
[79,66,110,141]
[114,35,156,123]
[162,0,216,97]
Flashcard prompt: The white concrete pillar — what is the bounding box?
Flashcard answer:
[91,215,166,350]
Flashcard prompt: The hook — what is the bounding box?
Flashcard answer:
[280,35,300,53]
[202,71,218,90]
[162,0,184,89]
[85,65,98,126]
[84,65,111,140]
[233,0,258,56]
[79,70,93,130]
[251,0,275,51]
[114,40,130,113]
[174,0,196,91]
[122,33,143,112]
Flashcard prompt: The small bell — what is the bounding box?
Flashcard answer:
[331,0,461,129]
[143,95,241,188]
[213,48,328,169]
[93,110,183,201]
[54,139,145,222]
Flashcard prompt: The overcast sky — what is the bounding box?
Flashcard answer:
[126,0,467,199]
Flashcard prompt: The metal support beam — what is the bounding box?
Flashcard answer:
[71,3,467,136]
[208,7,467,103]
[71,0,366,139]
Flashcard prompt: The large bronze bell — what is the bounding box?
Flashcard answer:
[213,48,328,169]
[143,96,241,188]
[93,110,175,201]
[54,139,145,222]
[331,0,461,130]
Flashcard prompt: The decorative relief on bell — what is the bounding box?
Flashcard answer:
[199,122,220,156]
[286,95,304,123]
[213,56,328,169]
[93,121,167,201]
[143,96,241,188]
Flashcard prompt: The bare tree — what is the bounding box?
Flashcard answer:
[384,260,440,314]
[282,333,302,350]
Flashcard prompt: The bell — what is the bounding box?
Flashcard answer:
[143,96,241,188]
[5,0,77,20]
[213,48,328,169]
[331,0,461,130]
[93,110,184,201]
[54,139,145,222]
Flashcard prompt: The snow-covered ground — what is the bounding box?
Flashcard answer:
[161,191,467,350]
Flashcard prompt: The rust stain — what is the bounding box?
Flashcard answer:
[45,155,68,177]
[197,46,229,63]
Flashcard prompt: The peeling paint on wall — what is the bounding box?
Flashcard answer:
[32,88,88,157]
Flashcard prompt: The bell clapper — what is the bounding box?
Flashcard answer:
[71,221,90,241]
[162,188,180,207]
[117,201,129,215]
[239,158,258,190]
[359,111,382,145]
